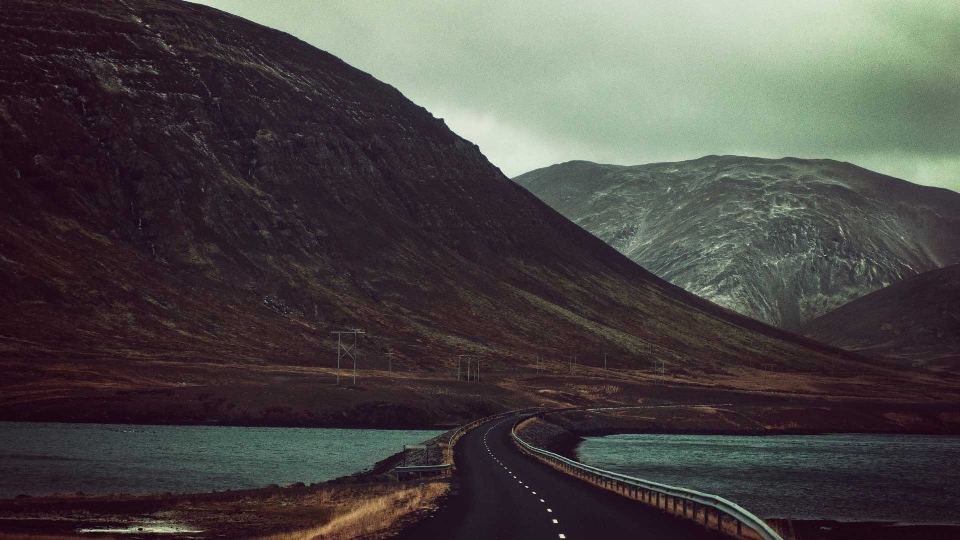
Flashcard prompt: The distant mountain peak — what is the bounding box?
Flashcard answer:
[515,157,960,330]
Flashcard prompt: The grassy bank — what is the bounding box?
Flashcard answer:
[0,481,448,540]
[254,482,447,540]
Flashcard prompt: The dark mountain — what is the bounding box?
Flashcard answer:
[0,1,920,424]
[802,264,960,371]
[514,157,960,331]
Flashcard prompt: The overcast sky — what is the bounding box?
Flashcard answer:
[191,1,959,192]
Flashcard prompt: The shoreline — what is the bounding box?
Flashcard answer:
[768,519,960,540]
[0,427,454,539]
[8,417,960,436]
[4,405,960,538]
[0,417,461,432]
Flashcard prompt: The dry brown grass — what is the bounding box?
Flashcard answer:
[254,481,448,540]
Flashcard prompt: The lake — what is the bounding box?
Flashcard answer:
[576,433,960,523]
[0,422,442,498]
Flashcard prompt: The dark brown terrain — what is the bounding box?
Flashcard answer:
[4,0,956,427]
[803,264,960,372]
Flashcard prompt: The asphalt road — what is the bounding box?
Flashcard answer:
[398,414,725,540]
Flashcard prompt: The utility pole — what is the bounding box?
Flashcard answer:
[458,355,476,382]
[386,352,395,377]
[332,330,364,386]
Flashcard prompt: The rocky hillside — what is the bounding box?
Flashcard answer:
[0,1,915,424]
[514,157,960,330]
[802,264,960,371]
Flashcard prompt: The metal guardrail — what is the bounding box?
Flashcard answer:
[511,419,784,540]
[391,408,546,479]
[393,464,452,480]
[395,464,452,472]
[443,407,545,464]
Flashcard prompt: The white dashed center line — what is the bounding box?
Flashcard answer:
[482,416,566,538]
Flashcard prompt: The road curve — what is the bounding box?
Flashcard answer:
[398,414,724,540]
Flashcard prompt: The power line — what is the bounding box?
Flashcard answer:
[332,330,364,385]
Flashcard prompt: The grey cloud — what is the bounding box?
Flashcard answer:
[190,0,960,192]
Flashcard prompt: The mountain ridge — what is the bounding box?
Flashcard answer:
[1,0,946,426]
[802,263,960,371]
[514,156,960,330]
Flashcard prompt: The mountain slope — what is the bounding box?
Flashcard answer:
[0,1,932,424]
[802,264,960,371]
[514,157,960,330]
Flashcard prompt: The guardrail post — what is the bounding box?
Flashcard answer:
[737,519,743,537]
[718,512,724,532]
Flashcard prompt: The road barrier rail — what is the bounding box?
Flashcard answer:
[394,464,452,472]
[511,418,783,540]
[392,407,545,479]
[393,463,453,480]
[442,407,545,465]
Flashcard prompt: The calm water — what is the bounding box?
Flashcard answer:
[577,434,960,523]
[0,422,441,498]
